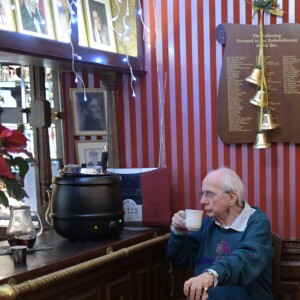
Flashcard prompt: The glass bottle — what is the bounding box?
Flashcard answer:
[6,205,43,248]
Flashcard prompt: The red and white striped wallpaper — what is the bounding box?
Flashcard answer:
[63,0,300,240]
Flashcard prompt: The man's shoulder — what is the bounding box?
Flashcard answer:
[249,206,271,226]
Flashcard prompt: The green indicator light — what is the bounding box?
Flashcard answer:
[118,219,122,223]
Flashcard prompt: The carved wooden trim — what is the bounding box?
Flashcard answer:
[101,72,122,168]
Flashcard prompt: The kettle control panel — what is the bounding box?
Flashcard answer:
[123,199,142,222]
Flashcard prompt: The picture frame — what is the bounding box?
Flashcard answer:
[75,140,107,165]
[51,158,63,176]
[14,0,55,39]
[70,88,108,136]
[0,0,17,31]
[76,0,88,46]
[51,0,71,42]
[83,0,116,52]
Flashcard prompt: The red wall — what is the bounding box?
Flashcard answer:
[63,0,300,240]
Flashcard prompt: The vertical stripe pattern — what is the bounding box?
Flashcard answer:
[62,0,300,239]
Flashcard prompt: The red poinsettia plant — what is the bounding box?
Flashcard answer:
[0,124,33,208]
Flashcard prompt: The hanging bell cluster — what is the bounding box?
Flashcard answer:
[245,52,278,149]
[261,110,278,131]
[253,131,270,149]
[244,7,282,149]
[245,66,261,86]
[246,65,279,148]
[245,4,284,149]
[249,90,265,107]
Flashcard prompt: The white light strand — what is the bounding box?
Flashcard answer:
[137,0,150,42]
[122,0,136,97]
[122,45,136,97]
[111,0,124,38]
[153,0,166,168]
[110,0,151,98]
[69,0,86,100]
[158,72,167,168]
[111,0,121,22]
[137,0,151,49]
[122,0,130,37]
[113,0,136,97]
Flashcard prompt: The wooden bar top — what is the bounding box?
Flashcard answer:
[0,227,160,285]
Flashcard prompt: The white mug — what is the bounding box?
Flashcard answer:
[185,209,204,231]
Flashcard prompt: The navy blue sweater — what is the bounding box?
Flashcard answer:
[167,207,274,300]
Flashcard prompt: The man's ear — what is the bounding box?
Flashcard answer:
[228,192,238,206]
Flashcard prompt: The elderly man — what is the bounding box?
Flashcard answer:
[167,167,273,300]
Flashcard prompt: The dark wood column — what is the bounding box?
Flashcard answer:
[101,72,122,168]
[29,66,52,219]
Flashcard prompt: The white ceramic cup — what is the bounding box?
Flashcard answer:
[185,209,204,231]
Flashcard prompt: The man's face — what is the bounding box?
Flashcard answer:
[25,0,37,13]
[90,153,98,163]
[87,98,102,120]
[61,0,68,8]
[0,6,5,15]
[92,10,102,31]
[199,173,231,219]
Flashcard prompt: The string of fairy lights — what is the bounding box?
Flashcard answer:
[7,0,165,165]
[68,0,166,167]
[7,0,151,100]
[65,0,151,99]
[110,0,150,97]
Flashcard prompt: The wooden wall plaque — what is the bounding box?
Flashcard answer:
[216,23,300,144]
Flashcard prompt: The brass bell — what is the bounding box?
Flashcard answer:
[261,111,278,130]
[249,90,265,107]
[245,67,261,86]
[253,132,270,149]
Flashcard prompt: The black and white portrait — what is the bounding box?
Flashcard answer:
[70,88,108,136]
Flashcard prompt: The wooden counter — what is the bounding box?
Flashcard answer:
[0,228,170,299]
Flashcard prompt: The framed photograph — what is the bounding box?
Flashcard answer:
[51,158,63,176]
[83,0,116,52]
[75,140,107,165]
[76,0,88,46]
[14,0,55,39]
[51,0,71,42]
[70,88,108,136]
[0,0,17,31]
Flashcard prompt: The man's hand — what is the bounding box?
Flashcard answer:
[183,272,214,300]
[171,210,187,232]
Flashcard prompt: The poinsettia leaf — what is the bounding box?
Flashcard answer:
[0,156,14,179]
[6,129,28,147]
[0,190,9,208]
[13,157,29,179]
[2,177,28,201]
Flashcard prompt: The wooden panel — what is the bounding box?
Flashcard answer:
[67,287,99,300]
[281,240,300,299]
[151,260,169,300]
[216,23,300,144]
[134,264,151,300]
[103,273,131,300]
